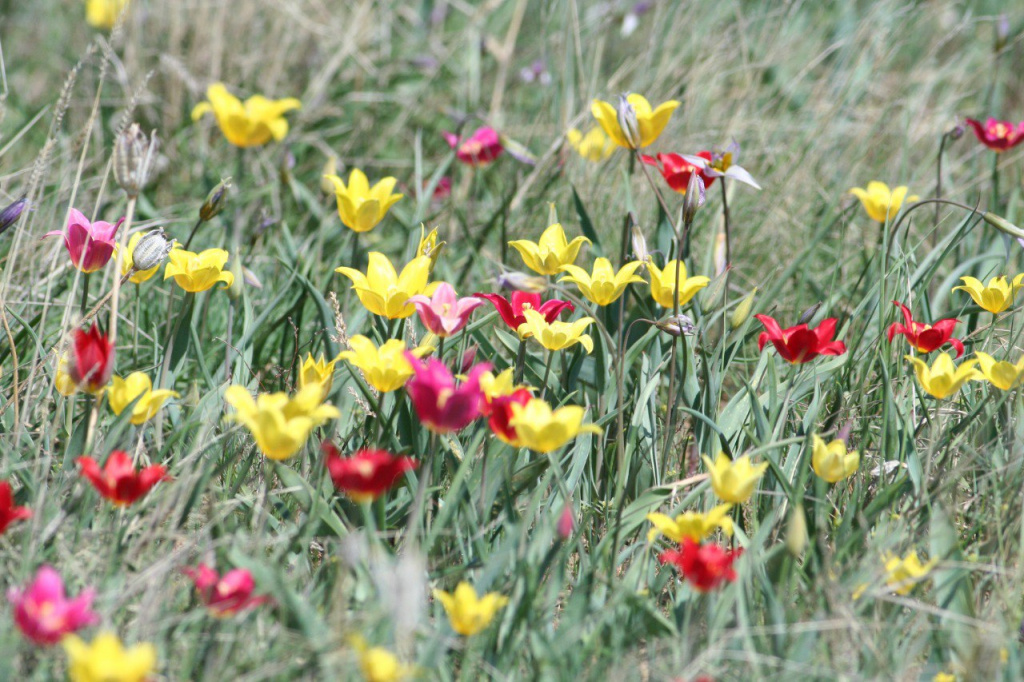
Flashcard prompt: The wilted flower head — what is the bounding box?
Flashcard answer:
[8,566,98,645]
[192,83,301,148]
[44,208,122,273]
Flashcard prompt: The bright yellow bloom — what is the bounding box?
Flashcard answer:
[811,434,859,484]
[508,223,590,276]
[646,503,734,543]
[566,127,615,162]
[107,372,178,425]
[55,352,77,396]
[324,169,403,233]
[508,398,602,453]
[591,93,679,149]
[85,0,128,30]
[417,224,445,272]
[338,336,432,392]
[848,181,919,223]
[905,353,981,400]
[224,384,340,460]
[559,258,645,306]
[191,83,301,148]
[163,247,234,293]
[953,274,1024,314]
[114,232,164,284]
[479,368,521,401]
[433,582,509,636]
[516,308,594,354]
[933,673,956,682]
[64,631,156,682]
[647,260,709,309]
[702,452,769,504]
[350,636,412,682]
[335,253,437,319]
[974,351,1024,391]
[884,550,936,595]
[298,353,338,401]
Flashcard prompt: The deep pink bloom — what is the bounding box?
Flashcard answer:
[182,564,270,617]
[7,566,98,645]
[322,443,418,502]
[659,539,743,592]
[408,282,486,337]
[421,176,452,203]
[0,481,31,535]
[474,292,574,332]
[755,314,846,364]
[887,300,963,357]
[965,118,1024,153]
[443,127,504,166]
[404,354,490,433]
[557,503,576,539]
[77,450,169,506]
[640,152,715,194]
[44,208,122,273]
[69,324,115,393]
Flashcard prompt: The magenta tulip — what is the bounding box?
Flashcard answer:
[44,208,122,273]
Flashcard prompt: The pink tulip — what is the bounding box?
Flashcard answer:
[408,283,485,337]
[7,566,98,645]
[182,564,270,617]
[443,127,504,166]
[557,504,576,539]
[44,208,122,273]
[404,353,490,433]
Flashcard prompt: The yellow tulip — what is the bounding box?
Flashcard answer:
[416,224,445,272]
[338,335,431,393]
[324,168,403,233]
[974,351,1024,391]
[566,127,615,162]
[848,181,919,223]
[64,631,156,682]
[884,550,936,595]
[646,503,734,543]
[905,353,981,399]
[107,372,178,425]
[224,384,340,460]
[811,434,859,484]
[508,398,602,453]
[558,258,645,306]
[85,0,128,30]
[508,223,590,275]
[433,582,509,636]
[590,93,679,149]
[516,308,594,354]
[479,368,522,401]
[647,260,709,309]
[163,247,234,293]
[702,452,769,504]
[953,274,1024,314]
[55,352,77,397]
[114,232,165,284]
[191,83,301,148]
[351,636,412,682]
[335,253,437,319]
[298,353,338,401]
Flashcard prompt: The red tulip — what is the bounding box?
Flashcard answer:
[323,443,417,502]
[443,127,504,166]
[659,539,742,592]
[182,564,270,617]
[640,151,715,194]
[474,292,574,333]
[755,314,846,364]
[887,301,963,357]
[965,117,1024,153]
[485,387,532,446]
[68,325,114,393]
[76,451,169,506]
[404,354,490,433]
[0,481,31,535]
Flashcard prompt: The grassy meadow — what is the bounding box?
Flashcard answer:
[1,0,1024,679]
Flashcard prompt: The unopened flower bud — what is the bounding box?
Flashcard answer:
[460,346,478,374]
[130,228,175,271]
[320,156,338,194]
[730,288,758,329]
[682,172,706,224]
[948,124,964,141]
[113,124,158,198]
[200,178,232,222]
[798,302,823,325]
[713,232,727,276]
[785,503,808,557]
[630,220,650,264]
[557,503,576,539]
[496,270,548,294]
[655,314,695,337]
[984,212,1024,240]
[616,93,642,149]
[0,197,28,236]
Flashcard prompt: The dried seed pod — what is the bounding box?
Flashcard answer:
[113,124,158,198]
[131,229,175,271]
[655,314,695,337]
